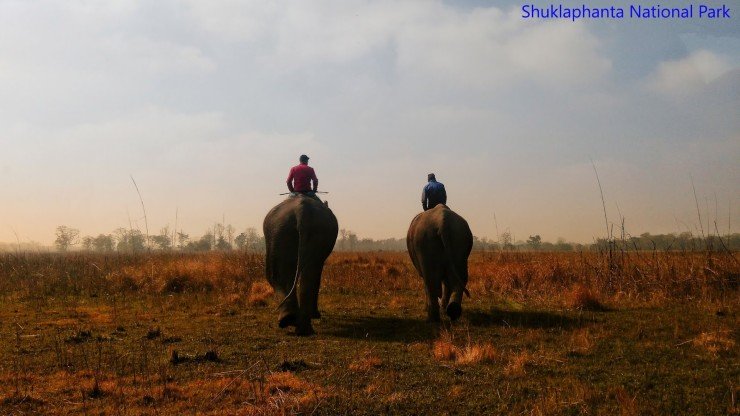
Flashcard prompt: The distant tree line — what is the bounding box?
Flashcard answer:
[589,232,740,252]
[50,225,740,253]
[331,229,585,252]
[54,224,266,253]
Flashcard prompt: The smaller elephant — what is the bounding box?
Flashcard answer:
[263,194,338,335]
[407,204,473,322]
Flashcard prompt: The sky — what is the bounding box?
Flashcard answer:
[0,0,738,245]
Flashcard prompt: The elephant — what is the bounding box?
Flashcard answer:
[407,204,473,322]
[263,194,338,335]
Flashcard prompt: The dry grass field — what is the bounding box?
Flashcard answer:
[0,250,737,415]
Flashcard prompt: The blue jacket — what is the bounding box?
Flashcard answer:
[422,180,447,211]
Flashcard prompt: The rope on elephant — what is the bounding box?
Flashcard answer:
[278,191,329,196]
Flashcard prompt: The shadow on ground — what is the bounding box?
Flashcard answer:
[323,315,435,343]
[465,308,593,329]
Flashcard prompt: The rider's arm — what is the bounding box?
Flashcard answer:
[286,168,295,192]
[311,169,318,191]
[421,187,428,211]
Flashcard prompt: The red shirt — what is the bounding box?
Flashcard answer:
[287,164,318,192]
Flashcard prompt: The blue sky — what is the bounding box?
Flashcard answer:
[0,0,738,244]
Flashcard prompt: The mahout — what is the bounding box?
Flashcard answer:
[407,204,473,322]
[263,194,338,335]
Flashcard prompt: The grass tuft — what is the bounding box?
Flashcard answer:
[433,333,458,362]
[568,284,606,311]
[692,330,736,357]
[611,386,639,416]
[349,351,383,372]
[247,281,274,306]
[433,331,496,365]
[568,328,596,356]
[456,343,497,365]
[503,351,532,378]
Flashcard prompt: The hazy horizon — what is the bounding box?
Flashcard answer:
[1,1,738,246]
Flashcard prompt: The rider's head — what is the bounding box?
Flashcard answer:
[299,154,309,164]
[427,173,436,182]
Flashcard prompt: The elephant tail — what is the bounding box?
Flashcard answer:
[440,228,470,298]
[276,223,311,310]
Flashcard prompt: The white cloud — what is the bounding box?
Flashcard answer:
[0,107,227,172]
[396,8,611,90]
[101,35,217,74]
[0,1,214,120]
[184,1,281,42]
[506,19,611,87]
[185,1,611,88]
[648,50,731,97]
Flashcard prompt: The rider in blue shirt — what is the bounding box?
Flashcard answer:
[422,173,447,211]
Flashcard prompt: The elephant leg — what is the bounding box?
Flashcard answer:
[419,256,442,323]
[295,264,320,336]
[310,264,325,320]
[445,262,465,321]
[440,282,451,311]
[273,254,299,328]
[424,281,442,323]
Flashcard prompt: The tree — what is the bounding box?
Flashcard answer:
[236,228,263,252]
[225,224,235,247]
[234,232,247,250]
[177,232,189,249]
[215,236,231,250]
[81,236,94,251]
[214,223,225,245]
[114,228,146,253]
[151,227,172,250]
[245,228,262,252]
[93,234,115,252]
[473,236,497,251]
[339,229,348,250]
[55,226,80,252]
[500,231,514,250]
[186,232,213,251]
[527,235,542,250]
[151,235,171,250]
[555,237,572,252]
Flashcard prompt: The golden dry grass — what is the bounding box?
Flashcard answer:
[2,250,736,306]
[692,329,736,357]
[568,328,596,356]
[456,343,497,365]
[503,351,532,378]
[348,351,383,372]
[528,380,597,416]
[0,250,737,415]
[612,386,640,416]
[433,339,458,361]
[247,281,274,306]
[567,284,605,311]
[433,331,497,365]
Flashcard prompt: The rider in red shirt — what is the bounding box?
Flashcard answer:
[287,154,318,193]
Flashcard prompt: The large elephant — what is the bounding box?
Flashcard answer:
[407,204,473,322]
[263,194,338,335]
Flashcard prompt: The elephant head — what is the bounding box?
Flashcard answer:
[407,204,473,322]
[263,194,338,335]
